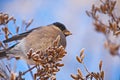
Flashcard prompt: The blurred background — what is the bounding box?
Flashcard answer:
[0,0,120,80]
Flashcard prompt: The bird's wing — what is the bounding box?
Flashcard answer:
[3,27,41,43]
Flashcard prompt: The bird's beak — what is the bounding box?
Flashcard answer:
[63,30,72,36]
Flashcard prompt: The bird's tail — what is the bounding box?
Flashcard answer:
[0,49,7,59]
[0,43,18,59]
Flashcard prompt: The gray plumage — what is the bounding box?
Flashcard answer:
[0,22,71,64]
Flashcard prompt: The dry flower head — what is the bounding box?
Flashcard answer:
[26,35,67,80]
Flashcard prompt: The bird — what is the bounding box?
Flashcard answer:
[0,22,72,64]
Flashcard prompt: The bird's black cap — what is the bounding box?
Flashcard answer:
[53,22,67,31]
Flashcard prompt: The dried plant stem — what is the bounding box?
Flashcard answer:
[27,64,34,80]
[6,65,11,73]
[82,62,90,74]
[22,65,37,75]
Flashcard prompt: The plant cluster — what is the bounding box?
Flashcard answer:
[71,49,104,80]
[86,0,120,56]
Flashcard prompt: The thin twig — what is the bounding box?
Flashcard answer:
[22,65,37,75]
[27,64,34,80]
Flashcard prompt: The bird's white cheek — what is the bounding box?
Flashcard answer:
[13,39,28,59]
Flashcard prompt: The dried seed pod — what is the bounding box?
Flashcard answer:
[15,56,20,60]
[52,72,57,75]
[34,73,37,80]
[16,26,19,34]
[112,22,117,32]
[2,26,12,39]
[110,1,116,12]
[92,72,99,79]
[80,48,85,57]
[2,27,8,35]
[104,41,109,48]
[51,75,56,80]
[100,5,106,14]
[77,68,83,78]
[25,19,33,30]
[71,74,79,79]
[100,71,104,79]
[81,54,85,62]
[99,60,103,71]
[10,72,16,80]
[0,13,4,25]
[76,56,82,63]
[114,31,120,36]
[56,63,64,67]
[53,35,60,47]
[3,14,9,20]
[25,34,67,79]
[27,48,33,59]
[109,44,119,56]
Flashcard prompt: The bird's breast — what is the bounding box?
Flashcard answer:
[24,26,66,53]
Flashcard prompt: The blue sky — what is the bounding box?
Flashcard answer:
[0,0,120,80]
